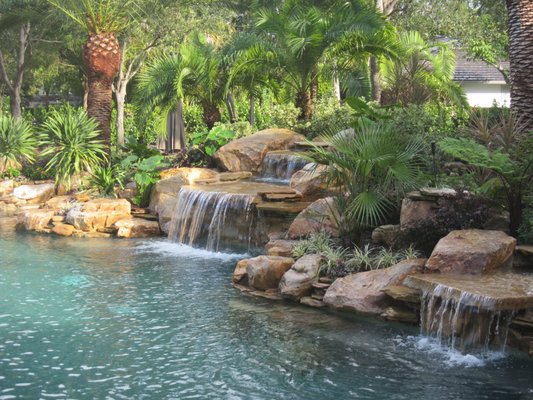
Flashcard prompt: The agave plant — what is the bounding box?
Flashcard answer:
[40,105,107,189]
[0,116,38,173]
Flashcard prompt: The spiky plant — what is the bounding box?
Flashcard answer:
[40,106,107,189]
[0,116,38,173]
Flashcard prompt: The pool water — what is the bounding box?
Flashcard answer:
[1,220,533,399]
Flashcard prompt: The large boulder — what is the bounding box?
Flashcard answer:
[425,229,516,274]
[45,195,75,211]
[245,255,295,291]
[265,239,299,257]
[66,198,131,232]
[13,183,55,204]
[279,254,323,301]
[114,217,161,238]
[289,163,328,199]
[16,209,55,232]
[0,180,14,197]
[287,197,339,239]
[323,259,426,315]
[149,168,218,234]
[214,129,305,172]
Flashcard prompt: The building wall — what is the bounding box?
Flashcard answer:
[460,82,510,107]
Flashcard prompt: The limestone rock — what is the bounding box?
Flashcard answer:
[265,239,299,257]
[16,209,55,232]
[0,180,14,196]
[426,230,516,274]
[382,285,421,304]
[289,163,328,199]
[66,198,131,232]
[372,225,400,246]
[232,259,250,285]
[149,168,218,234]
[323,259,426,315]
[214,129,305,172]
[380,306,418,323]
[13,183,55,204]
[45,196,74,211]
[287,197,339,239]
[279,254,323,301]
[246,255,295,291]
[51,222,76,237]
[400,198,436,229]
[114,217,161,238]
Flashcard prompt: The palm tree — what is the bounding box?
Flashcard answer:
[47,0,141,154]
[380,31,467,108]
[244,0,384,120]
[506,0,533,133]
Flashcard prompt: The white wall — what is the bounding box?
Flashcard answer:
[460,82,510,107]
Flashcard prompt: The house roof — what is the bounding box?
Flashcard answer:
[453,54,509,83]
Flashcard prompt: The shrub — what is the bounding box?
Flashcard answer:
[297,94,352,139]
[89,166,124,197]
[120,154,167,207]
[40,105,107,189]
[0,116,38,173]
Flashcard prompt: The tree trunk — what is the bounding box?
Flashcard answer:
[311,76,319,102]
[177,98,186,155]
[249,95,255,126]
[202,101,221,130]
[226,93,238,123]
[115,86,126,147]
[83,32,121,154]
[82,81,89,110]
[0,22,30,120]
[369,56,382,103]
[506,0,533,133]
[296,90,312,120]
[508,190,523,237]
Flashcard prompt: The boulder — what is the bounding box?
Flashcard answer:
[45,196,74,211]
[16,209,55,232]
[289,163,328,199]
[214,129,305,172]
[0,180,14,196]
[323,259,426,315]
[232,259,250,285]
[117,181,138,203]
[400,197,436,229]
[372,224,400,246]
[265,239,299,257]
[287,197,339,239]
[13,183,55,204]
[149,168,218,234]
[51,222,76,237]
[114,217,161,238]
[246,255,295,291]
[425,229,516,274]
[279,254,323,301]
[66,198,131,232]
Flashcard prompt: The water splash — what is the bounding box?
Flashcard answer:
[168,187,254,252]
[258,152,308,183]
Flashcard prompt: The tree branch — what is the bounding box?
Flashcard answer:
[0,51,15,94]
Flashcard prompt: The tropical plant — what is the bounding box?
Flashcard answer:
[380,31,467,108]
[40,106,107,189]
[120,154,167,207]
[307,119,425,242]
[89,165,124,196]
[47,0,142,153]
[0,116,38,173]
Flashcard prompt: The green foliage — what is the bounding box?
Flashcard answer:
[89,165,124,196]
[190,125,237,157]
[0,116,38,172]
[518,206,533,244]
[120,154,167,207]
[40,105,107,189]
[291,231,337,259]
[307,120,425,241]
[254,102,300,131]
[297,95,352,139]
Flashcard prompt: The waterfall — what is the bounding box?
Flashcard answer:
[420,284,514,352]
[259,152,308,183]
[168,187,254,252]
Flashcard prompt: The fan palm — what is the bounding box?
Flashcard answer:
[307,120,425,241]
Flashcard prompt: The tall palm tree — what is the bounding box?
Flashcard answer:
[245,0,384,120]
[506,0,533,133]
[47,0,141,154]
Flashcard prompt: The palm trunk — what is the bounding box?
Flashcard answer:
[249,95,255,126]
[296,90,312,120]
[506,0,533,133]
[177,98,186,155]
[202,101,221,130]
[226,93,238,123]
[369,56,382,103]
[83,32,121,155]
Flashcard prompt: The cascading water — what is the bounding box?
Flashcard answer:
[258,152,308,183]
[168,187,255,252]
[420,284,515,353]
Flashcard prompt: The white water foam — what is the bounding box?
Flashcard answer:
[394,335,506,368]
[135,240,249,261]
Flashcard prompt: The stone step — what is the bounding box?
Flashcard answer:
[311,292,324,301]
[255,201,310,214]
[300,296,326,308]
[312,282,331,290]
[319,277,334,284]
[382,285,421,304]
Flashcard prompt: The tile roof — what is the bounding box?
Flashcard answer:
[454,53,509,83]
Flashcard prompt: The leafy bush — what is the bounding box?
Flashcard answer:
[254,101,300,130]
[120,154,167,207]
[296,94,352,139]
[0,116,38,173]
[40,106,107,189]
[89,166,124,197]
[518,206,533,244]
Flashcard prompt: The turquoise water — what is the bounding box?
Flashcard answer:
[1,218,533,399]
